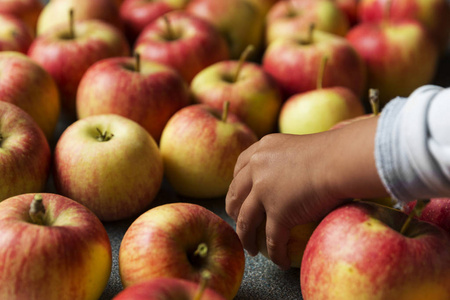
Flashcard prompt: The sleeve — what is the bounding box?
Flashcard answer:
[374,85,450,204]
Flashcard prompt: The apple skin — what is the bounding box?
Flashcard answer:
[0,51,60,141]
[0,193,112,300]
[190,60,283,138]
[0,13,33,53]
[119,202,246,300]
[334,0,359,25]
[28,19,130,118]
[159,103,258,199]
[0,102,51,202]
[53,114,164,222]
[113,277,227,300]
[36,0,123,35]
[266,0,350,45]
[263,30,366,99]
[278,87,365,135]
[403,198,450,234]
[134,11,229,84]
[76,56,190,142]
[185,0,265,60]
[358,0,450,53]
[119,0,190,44]
[301,201,450,300]
[0,0,43,36]
[346,20,438,106]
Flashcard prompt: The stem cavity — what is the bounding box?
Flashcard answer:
[400,199,430,235]
[233,45,255,82]
[96,128,114,142]
[29,194,46,225]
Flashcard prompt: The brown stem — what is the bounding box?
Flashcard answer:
[193,270,212,300]
[96,128,114,142]
[317,55,328,90]
[29,194,46,225]
[163,15,176,41]
[134,52,141,73]
[285,0,297,17]
[233,45,255,82]
[69,8,75,39]
[369,89,380,116]
[306,23,315,44]
[400,199,430,235]
[221,101,230,123]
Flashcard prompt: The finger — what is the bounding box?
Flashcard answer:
[265,218,291,270]
[225,165,253,221]
[235,191,265,256]
[233,140,258,177]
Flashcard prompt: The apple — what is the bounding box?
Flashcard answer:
[190,45,283,138]
[403,198,450,234]
[265,0,350,45]
[245,0,280,16]
[185,0,265,60]
[53,114,164,222]
[358,0,450,53]
[0,193,112,300]
[301,201,450,300]
[119,202,246,300]
[119,0,190,44]
[28,17,130,118]
[346,19,439,106]
[263,27,366,99]
[334,0,359,25]
[113,277,227,300]
[0,13,33,53]
[0,51,60,141]
[36,0,123,35]
[159,103,258,199]
[0,101,51,202]
[134,11,229,84]
[76,54,190,142]
[0,0,43,36]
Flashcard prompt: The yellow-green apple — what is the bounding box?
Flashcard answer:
[185,0,265,60]
[119,0,190,44]
[0,0,43,36]
[76,54,190,142]
[53,114,163,222]
[0,193,112,300]
[119,202,246,300]
[113,277,227,300]
[346,19,439,106]
[358,0,450,53]
[0,13,33,53]
[301,201,450,300]
[190,46,283,138]
[134,11,229,83]
[0,51,60,140]
[263,28,366,99]
[159,103,258,198]
[0,102,51,202]
[28,18,130,118]
[403,198,450,234]
[265,0,350,45]
[36,0,123,35]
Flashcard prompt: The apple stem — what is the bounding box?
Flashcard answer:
[305,23,315,44]
[0,133,3,146]
[317,55,328,90]
[194,243,208,258]
[29,194,46,226]
[285,0,296,17]
[96,128,114,142]
[369,89,380,116]
[233,44,255,82]
[400,199,430,235]
[193,270,212,300]
[134,52,141,73]
[69,8,75,39]
[221,101,230,123]
[163,15,176,41]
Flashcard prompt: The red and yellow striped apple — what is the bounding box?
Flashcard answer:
[0,13,33,53]
[0,0,43,36]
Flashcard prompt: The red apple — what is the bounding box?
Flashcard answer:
[159,103,258,198]
[119,0,190,44]
[0,0,43,36]
[113,277,227,300]
[0,51,60,140]
[0,193,112,300]
[53,114,164,222]
[333,0,359,25]
[263,28,366,98]
[76,55,190,142]
[28,18,130,118]
[358,0,450,53]
[185,0,266,60]
[301,201,450,299]
[0,13,33,53]
[265,0,350,45]
[190,46,283,138]
[403,198,450,234]
[0,101,51,202]
[134,11,229,83]
[119,202,246,300]
[347,19,439,106]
